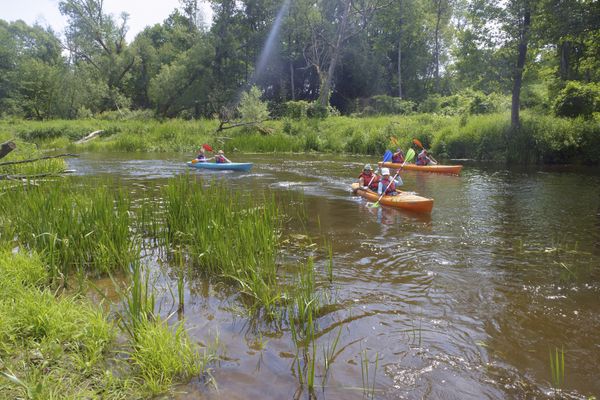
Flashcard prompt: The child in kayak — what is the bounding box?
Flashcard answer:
[358,164,379,190]
[194,147,214,162]
[377,168,403,196]
[215,150,232,163]
[392,148,405,163]
[416,149,436,165]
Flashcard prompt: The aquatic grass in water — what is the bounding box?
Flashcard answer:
[549,346,565,389]
[0,180,139,280]
[159,175,284,319]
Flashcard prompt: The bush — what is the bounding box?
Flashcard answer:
[354,95,416,116]
[553,81,600,118]
[238,85,270,122]
[282,100,311,119]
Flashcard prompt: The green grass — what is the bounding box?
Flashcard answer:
[0,180,138,281]
[0,249,214,399]
[3,113,599,163]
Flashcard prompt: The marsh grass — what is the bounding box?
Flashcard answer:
[0,180,138,281]
[549,346,565,390]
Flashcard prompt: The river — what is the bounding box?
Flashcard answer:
[68,152,600,399]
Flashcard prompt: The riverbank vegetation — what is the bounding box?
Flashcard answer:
[1,111,599,164]
[0,175,334,396]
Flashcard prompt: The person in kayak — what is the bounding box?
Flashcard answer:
[378,168,403,196]
[416,149,432,166]
[194,147,214,162]
[358,164,379,190]
[392,148,405,163]
[215,150,232,163]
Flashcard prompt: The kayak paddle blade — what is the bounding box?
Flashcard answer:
[412,138,424,149]
[383,150,393,162]
[405,148,416,164]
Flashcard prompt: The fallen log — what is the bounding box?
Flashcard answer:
[75,130,104,144]
[0,141,17,160]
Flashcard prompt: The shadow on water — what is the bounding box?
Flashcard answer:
[72,153,600,399]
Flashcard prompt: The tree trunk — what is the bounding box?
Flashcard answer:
[511,1,531,130]
[0,141,16,160]
[318,0,352,107]
[290,61,296,100]
[398,4,403,99]
[434,0,443,93]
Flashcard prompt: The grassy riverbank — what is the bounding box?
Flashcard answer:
[1,112,599,164]
[0,175,332,396]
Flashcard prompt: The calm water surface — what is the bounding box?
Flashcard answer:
[69,153,600,399]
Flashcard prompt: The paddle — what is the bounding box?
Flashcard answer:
[365,150,392,188]
[412,138,438,165]
[369,148,415,208]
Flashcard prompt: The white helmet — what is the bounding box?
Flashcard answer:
[381,168,390,176]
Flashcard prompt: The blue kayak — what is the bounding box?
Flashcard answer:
[186,161,253,172]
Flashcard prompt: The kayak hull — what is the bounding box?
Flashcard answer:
[378,162,462,175]
[351,183,433,213]
[187,161,253,171]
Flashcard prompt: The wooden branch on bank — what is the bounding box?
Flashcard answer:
[75,130,104,144]
[0,141,17,160]
[0,153,79,167]
[0,169,75,181]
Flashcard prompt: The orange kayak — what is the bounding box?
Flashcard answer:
[351,183,433,213]
[378,162,462,175]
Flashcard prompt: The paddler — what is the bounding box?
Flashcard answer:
[392,148,405,163]
[358,164,379,190]
[215,150,232,163]
[194,147,213,162]
[377,168,403,196]
[416,149,433,166]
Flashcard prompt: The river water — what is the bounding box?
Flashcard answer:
[68,153,600,399]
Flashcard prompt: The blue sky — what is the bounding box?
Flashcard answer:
[1,0,212,41]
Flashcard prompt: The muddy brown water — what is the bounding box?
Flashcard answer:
[68,152,600,399]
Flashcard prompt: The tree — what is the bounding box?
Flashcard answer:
[59,0,135,111]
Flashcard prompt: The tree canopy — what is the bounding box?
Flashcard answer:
[0,0,598,120]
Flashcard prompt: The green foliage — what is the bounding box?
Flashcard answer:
[553,81,600,118]
[354,95,416,116]
[282,100,311,119]
[238,85,270,122]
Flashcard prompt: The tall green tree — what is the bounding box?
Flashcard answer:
[59,0,135,111]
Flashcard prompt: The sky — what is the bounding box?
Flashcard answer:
[0,0,213,41]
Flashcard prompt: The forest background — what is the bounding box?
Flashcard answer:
[1,0,599,164]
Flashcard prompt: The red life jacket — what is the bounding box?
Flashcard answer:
[215,155,227,163]
[392,153,404,163]
[358,172,379,190]
[380,176,396,194]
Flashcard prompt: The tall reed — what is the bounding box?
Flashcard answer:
[0,180,138,281]
[158,175,284,319]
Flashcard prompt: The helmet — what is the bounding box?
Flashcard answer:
[381,168,390,175]
[363,164,372,171]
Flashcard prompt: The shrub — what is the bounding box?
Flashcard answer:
[282,100,311,119]
[238,85,270,122]
[553,81,600,118]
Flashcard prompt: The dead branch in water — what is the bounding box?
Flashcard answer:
[0,153,79,167]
